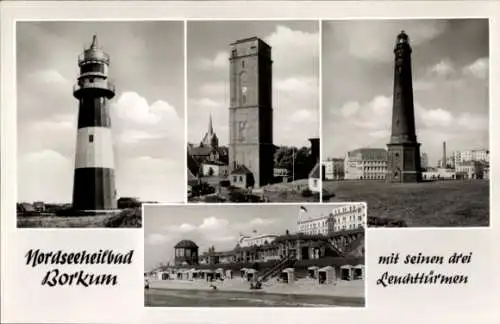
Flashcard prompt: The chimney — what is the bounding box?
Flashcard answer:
[442,141,447,168]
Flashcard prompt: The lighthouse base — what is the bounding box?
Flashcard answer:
[386,142,422,183]
[72,167,117,211]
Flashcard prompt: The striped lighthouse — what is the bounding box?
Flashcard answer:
[72,35,117,212]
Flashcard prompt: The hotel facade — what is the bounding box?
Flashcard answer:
[344,148,388,180]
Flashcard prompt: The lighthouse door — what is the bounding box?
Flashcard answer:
[393,168,401,182]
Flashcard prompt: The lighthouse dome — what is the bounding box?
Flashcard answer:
[78,35,110,66]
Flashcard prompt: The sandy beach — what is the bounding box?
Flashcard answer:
[147,277,365,298]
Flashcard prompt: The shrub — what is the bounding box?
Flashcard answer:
[103,208,142,228]
[301,188,313,197]
[219,180,230,187]
[191,182,215,197]
[229,190,247,202]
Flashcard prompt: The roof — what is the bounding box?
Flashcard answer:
[174,240,199,249]
[309,162,320,179]
[348,148,388,160]
[230,37,271,49]
[190,146,213,156]
[202,161,227,166]
[231,164,253,175]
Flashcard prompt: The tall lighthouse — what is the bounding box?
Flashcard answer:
[72,35,117,212]
[386,31,422,183]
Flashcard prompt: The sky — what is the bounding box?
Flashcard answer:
[187,21,319,148]
[322,19,489,166]
[17,21,185,203]
[144,203,349,271]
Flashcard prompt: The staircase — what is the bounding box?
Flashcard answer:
[343,235,365,256]
[257,256,296,282]
[326,239,344,256]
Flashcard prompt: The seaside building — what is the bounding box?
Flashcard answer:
[455,161,484,179]
[344,148,387,180]
[297,206,335,235]
[297,204,366,234]
[420,152,429,170]
[330,203,366,231]
[72,35,117,212]
[174,240,199,266]
[323,158,345,180]
[200,161,229,177]
[454,149,489,165]
[238,233,279,247]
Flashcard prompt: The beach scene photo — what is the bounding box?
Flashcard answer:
[144,204,366,307]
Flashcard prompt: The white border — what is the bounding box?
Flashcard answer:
[1,1,499,324]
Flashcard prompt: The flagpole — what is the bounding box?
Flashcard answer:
[292,147,295,182]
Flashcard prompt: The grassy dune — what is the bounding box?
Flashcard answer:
[17,207,142,228]
[322,180,489,227]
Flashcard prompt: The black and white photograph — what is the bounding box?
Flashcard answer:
[321,19,489,227]
[144,203,366,307]
[186,21,321,203]
[16,21,185,228]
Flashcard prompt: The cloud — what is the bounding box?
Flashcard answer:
[29,69,71,86]
[462,57,488,79]
[113,92,179,125]
[198,51,229,70]
[200,82,227,97]
[249,218,276,226]
[275,77,317,95]
[430,59,455,77]
[456,112,488,131]
[326,93,489,167]
[167,223,197,233]
[417,106,453,127]
[199,216,229,231]
[18,150,74,203]
[189,97,222,109]
[265,25,318,76]
[290,109,314,123]
[339,101,360,118]
[146,233,172,245]
[115,156,184,202]
[330,20,447,62]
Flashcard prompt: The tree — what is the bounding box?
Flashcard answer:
[274,145,314,180]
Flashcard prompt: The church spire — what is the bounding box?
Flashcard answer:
[208,113,214,135]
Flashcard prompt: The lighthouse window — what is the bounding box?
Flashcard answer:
[242,61,245,68]
[89,134,94,143]
[81,63,104,74]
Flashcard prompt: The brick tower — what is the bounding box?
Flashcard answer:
[387,31,422,183]
[72,35,117,212]
[228,37,274,188]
